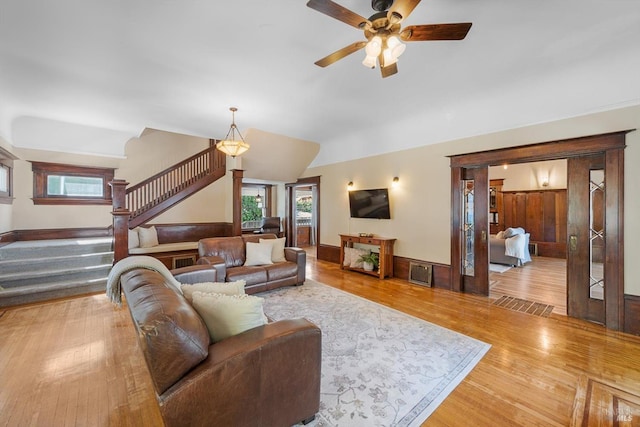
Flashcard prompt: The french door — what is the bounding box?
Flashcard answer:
[449,131,626,330]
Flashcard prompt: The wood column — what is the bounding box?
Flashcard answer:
[232,169,243,236]
[109,179,130,263]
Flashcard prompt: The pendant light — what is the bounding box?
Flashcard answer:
[216,107,250,157]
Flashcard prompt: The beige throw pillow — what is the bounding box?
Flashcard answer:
[180,280,246,303]
[138,226,159,248]
[259,237,286,263]
[191,292,267,342]
[128,228,140,249]
[244,241,274,266]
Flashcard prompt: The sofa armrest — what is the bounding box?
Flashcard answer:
[158,318,321,427]
[170,264,219,284]
[285,247,306,285]
[196,255,227,280]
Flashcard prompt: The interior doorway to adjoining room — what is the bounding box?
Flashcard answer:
[286,177,320,258]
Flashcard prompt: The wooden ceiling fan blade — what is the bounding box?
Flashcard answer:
[400,23,472,41]
[389,0,421,22]
[306,0,370,29]
[314,41,367,67]
[380,62,398,78]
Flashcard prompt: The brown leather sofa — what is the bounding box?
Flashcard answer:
[120,264,321,427]
[197,233,306,294]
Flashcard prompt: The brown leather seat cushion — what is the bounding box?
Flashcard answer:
[122,269,210,394]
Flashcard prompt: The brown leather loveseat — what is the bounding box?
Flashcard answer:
[197,233,305,294]
[120,264,321,426]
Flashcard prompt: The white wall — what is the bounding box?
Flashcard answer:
[489,159,567,191]
[303,105,640,296]
[8,130,230,231]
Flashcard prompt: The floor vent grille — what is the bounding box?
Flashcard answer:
[409,262,433,287]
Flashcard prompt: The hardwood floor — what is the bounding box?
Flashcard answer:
[2,256,640,426]
[490,256,567,316]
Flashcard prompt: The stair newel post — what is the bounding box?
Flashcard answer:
[232,169,244,236]
[109,179,130,263]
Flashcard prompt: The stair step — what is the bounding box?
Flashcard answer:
[0,263,113,288]
[0,251,113,274]
[0,277,107,307]
[0,237,113,260]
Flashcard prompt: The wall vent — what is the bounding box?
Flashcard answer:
[172,255,196,269]
[409,262,433,287]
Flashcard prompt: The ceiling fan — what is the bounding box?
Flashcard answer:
[307,0,472,78]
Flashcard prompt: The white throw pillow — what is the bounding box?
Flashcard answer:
[343,247,353,267]
[259,237,286,263]
[181,280,246,303]
[504,227,525,238]
[128,228,140,249]
[138,226,159,248]
[349,248,371,269]
[496,231,505,239]
[191,292,267,342]
[244,241,274,266]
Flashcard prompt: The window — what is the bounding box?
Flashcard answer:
[0,146,16,204]
[32,162,115,205]
[241,184,272,231]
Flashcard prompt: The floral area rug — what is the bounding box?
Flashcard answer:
[260,280,491,427]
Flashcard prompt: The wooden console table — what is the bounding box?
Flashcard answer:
[339,234,396,279]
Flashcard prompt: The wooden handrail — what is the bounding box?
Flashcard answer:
[110,144,226,261]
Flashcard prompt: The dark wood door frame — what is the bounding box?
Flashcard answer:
[285,176,320,256]
[449,131,630,330]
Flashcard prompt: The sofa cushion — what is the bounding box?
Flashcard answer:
[121,269,210,395]
[139,226,159,248]
[265,262,299,281]
[128,228,140,249]
[191,292,267,342]
[198,236,246,268]
[181,280,246,303]
[259,237,286,263]
[226,266,269,286]
[244,242,274,266]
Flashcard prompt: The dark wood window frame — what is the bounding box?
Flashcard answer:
[0,146,17,205]
[32,161,114,205]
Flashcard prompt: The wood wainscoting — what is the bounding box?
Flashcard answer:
[624,295,640,336]
[0,227,113,245]
[318,243,451,289]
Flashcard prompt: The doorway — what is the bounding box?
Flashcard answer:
[285,176,320,258]
[449,132,627,330]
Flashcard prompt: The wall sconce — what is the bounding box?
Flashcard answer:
[503,164,508,170]
[541,178,549,187]
[392,177,399,187]
[347,181,354,190]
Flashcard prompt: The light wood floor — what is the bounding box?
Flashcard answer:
[2,256,640,426]
[490,256,567,315]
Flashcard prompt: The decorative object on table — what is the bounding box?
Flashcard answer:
[358,252,379,271]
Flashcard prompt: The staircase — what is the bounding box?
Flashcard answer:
[0,237,114,307]
[0,144,226,307]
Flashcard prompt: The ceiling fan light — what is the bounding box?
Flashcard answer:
[382,48,398,66]
[362,55,377,68]
[365,36,382,57]
[387,35,406,59]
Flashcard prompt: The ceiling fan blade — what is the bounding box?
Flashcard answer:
[400,23,472,41]
[314,41,367,67]
[306,0,369,29]
[380,62,398,78]
[389,0,421,21]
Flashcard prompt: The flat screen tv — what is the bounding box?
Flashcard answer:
[348,188,391,219]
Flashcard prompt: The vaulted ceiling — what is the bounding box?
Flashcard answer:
[1,0,639,168]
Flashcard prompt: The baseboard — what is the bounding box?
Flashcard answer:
[624,294,640,336]
[317,244,451,289]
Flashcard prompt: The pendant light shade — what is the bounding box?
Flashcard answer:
[217,107,250,157]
